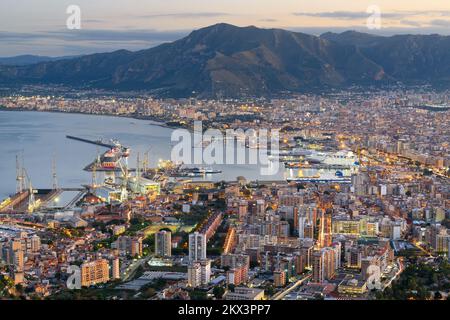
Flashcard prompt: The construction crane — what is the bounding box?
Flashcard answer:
[91,148,101,190]
[16,155,25,194]
[136,151,141,186]
[117,156,130,202]
[52,154,58,190]
[20,167,37,213]
[143,149,151,174]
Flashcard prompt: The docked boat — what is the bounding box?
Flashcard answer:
[191,167,222,174]
[305,150,359,167]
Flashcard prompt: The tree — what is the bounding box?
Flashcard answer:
[264,285,274,296]
[213,286,225,299]
[142,287,156,299]
[189,290,207,300]
[434,291,443,300]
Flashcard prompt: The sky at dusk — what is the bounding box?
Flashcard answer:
[1,0,450,56]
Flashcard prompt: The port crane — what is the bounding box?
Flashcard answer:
[52,154,58,190]
[20,167,37,213]
[117,158,129,202]
[16,155,25,194]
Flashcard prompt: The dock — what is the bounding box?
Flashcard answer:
[0,188,86,214]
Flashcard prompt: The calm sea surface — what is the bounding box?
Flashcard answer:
[0,110,287,198]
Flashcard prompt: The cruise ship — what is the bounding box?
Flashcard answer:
[285,150,359,183]
[305,150,359,166]
[190,167,222,174]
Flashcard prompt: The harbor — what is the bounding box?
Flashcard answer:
[0,111,364,215]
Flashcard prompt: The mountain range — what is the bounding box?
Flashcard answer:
[0,55,81,66]
[0,23,449,97]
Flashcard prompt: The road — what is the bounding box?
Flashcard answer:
[122,255,152,282]
[271,273,312,300]
[382,258,404,290]
[413,241,433,257]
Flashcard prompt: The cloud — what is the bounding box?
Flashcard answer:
[293,11,369,20]
[288,26,450,37]
[0,31,40,40]
[292,10,450,20]
[400,20,422,27]
[260,18,278,22]
[429,19,450,27]
[0,28,191,57]
[0,28,189,42]
[44,29,189,42]
[135,12,231,19]
[83,19,105,24]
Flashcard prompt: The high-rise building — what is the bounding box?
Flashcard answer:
[81,259,110,287]
[238,200,248,221]
[312,248,337,283]
[323,248,336,280]
[222,254,250,285]
[298,214,306,239]
[294,253,306,274]
[279,195,303,207]
[131,237,143,257]
[199,259,211,285]
[346,247,362,269]
[189,232,207,262]
[312,251,324,283]
[304,223,314,239]
[256,199,265,216]
[187,259,211,287]
[436,232,450,253]
[273,270,286,287]
[11,238,22,251]
[332,242,342,269]
[11,248,24,272]
[30,235,41,253]
[155,230,172,257]
[318,210,332,248]
[112,257,120,280]
[352,171,370,195]
[114,236,143,257]
[226,264,249,286]
[188,263,202,288]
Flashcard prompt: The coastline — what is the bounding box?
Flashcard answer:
[0,105,181,130]
[0,106,218,134]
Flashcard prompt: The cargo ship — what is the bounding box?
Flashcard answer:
[101,147,121,170]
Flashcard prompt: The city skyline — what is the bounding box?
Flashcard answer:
[0,0,448,306]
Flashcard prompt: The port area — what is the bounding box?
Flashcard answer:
[0,188,86,214]
[84,161,136,172]
[67,135,132,172]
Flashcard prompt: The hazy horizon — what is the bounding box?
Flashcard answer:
[2,22,450,59]
[1,0,450,56]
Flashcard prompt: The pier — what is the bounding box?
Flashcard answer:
[66,135,115,148]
